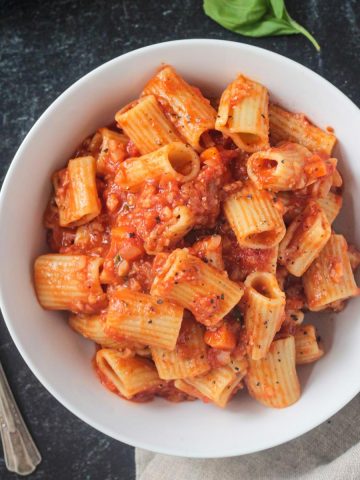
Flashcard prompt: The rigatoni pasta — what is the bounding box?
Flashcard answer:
[269,103,337,155]
[115,142,200,191]
[316,191,342,224]
[151,316,210,380]
[95,349,162,399]
[216,74,269,152]
[303,234,358,311]
[34,64,358,410]
[96,128,129,176]
[161,206,195,249]
[105,288,183,351]
[247,142,337,192]
[224,181,286,249]
[246,336,301,408]
[69,313,125,349]
[69,313,149,355]
[244,272,285,360]
[53,156,101,227]
[34,254,106,313]
[143,65,216,151]
[175,357,248,407]
[279,201,331,277]
[116,95,182,154]
[151,248,244,326]
[294,325,324,364]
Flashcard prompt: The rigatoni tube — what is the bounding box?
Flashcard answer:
[145,206,195,255]
[294,325,324,365]
[143,65,216,152]
[151,316,210,380]
[216,74,269,153]
[246,336,300,408]
[303,234,358,311]
[34,254,106,313]
[105,287,183,351]
[247,142,336,192]
[244,272,285,360]
[96,128,129,176]
[316,192,342,224]
[279,201,331,277]
[69,313,148,354]
[269,103,337,155]
[115,95,182,154]
[115,142,200,191]
[175,357,248,408]
[150,248,244,327]
[53,156,101,227]
[95,349,162,399]
[223,182,286,249]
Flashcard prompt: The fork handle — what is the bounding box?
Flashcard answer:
[0,362,41,475]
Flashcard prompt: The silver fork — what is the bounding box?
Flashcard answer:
[0,361,41,475]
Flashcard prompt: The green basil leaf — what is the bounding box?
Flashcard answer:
[281,6,321,51]
[203,0,268,31]
[269,0,285,19]
[203,0,320,51]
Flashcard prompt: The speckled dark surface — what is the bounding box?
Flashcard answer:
[0,0,359,478]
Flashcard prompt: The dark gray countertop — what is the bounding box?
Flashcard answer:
[0,0,359,478]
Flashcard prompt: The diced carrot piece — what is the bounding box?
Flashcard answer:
[200,147,221,163]
[204,323,236,350]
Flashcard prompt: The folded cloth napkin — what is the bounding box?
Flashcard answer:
[136,394,360,480]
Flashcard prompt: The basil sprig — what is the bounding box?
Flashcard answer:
[203,0,320,51]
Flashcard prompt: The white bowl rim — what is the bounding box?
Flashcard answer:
[0,39,360,458]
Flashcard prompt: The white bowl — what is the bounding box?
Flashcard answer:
[1,39,359,458]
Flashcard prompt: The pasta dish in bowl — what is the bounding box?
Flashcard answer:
[1,40,360,457]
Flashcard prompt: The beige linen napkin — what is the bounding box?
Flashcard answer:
[136,394,360,480]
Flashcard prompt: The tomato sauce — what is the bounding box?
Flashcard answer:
[219,221,276,281]
[176,314,205,360]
